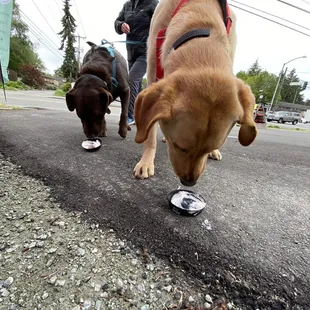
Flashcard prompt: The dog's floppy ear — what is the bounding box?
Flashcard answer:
[99,87,113,114]
[236,79,257,146]
[134,80,175,143]
[66,89,76,112]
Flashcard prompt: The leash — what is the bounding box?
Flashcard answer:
[99,38,146,89]
[100,39,118,89]
[111,40,146,45]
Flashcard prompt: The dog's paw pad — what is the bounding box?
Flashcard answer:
[208,150,222,161]
[118,128,127,139]
[134,161,155,179]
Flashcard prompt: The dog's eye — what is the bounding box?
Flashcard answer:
[173,143,188,154]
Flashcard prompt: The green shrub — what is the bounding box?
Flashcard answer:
[61,82,72,92]
[45,84,57,90]
[54,89,65,97]
[142,77,147,89]
[0,80,31,90]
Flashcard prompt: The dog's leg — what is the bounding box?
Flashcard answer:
[208,149,222,161]
[100,117,107,137]
[118,88,130,138]
[134,123,158,179]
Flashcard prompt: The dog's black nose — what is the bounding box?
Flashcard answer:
[180,178,196,187]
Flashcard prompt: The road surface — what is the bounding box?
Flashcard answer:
[1,91,310,309]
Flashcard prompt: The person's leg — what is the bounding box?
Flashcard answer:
[128,55,147,123]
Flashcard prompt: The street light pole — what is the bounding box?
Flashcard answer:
[269,56,307,111]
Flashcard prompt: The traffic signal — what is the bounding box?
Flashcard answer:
[301,81,308,91]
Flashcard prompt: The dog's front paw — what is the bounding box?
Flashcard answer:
[134,160,155,179]
[118,126,127,138]
[118,114,128,138]
[99,129,107,137]
[208,150,222,161]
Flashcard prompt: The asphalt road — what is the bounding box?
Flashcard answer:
[1,91,310,309]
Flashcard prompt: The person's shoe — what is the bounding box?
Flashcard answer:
[128,117,135,125]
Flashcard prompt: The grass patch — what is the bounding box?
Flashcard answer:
[267,125,308,132]
[267,125,281,129]
[0,102,23,110]
[54,89,66,97]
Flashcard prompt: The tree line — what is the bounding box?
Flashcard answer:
[6,1,310,106]
[237,59,309,106]
[7,0,77,89]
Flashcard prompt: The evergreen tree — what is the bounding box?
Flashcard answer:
[9,0,45,73]
[247,59,262,76]
[281,69,304,104]
[58,0,77,80]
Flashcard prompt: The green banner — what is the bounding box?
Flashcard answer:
[0,0,13,83]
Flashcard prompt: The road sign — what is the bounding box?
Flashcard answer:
[290,82,301,86]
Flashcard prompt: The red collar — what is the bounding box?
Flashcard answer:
[156,0,232,80]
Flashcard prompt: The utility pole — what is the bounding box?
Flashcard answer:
[75,34,86,77]
[293,88,299,104]
[275,67,287,106]
[269,56,307,111]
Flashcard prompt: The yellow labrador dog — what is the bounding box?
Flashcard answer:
[133,0,257,186]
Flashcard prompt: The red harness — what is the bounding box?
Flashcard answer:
[155,0,232,80]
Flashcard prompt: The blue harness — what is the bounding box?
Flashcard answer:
[100,39,118,89]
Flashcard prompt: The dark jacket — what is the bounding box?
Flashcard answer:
[114,0,158,62]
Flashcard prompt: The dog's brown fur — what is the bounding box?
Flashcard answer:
[66,41,130,140]
[133,0,257,186]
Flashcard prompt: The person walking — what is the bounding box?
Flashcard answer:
[114,0,158,125]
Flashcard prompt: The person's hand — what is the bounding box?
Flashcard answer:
[121,23,130,34]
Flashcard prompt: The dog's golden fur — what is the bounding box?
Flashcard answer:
[133,0,257,186]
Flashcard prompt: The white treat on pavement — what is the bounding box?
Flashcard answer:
[81,139,101,150]
[171,191,206,211]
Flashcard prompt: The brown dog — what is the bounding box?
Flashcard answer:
[133,0,257,186]
[66,41,130,139]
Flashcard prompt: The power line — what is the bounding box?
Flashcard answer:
[229,4,310,38]
[26,23,63,59]
[27,26,63,60]
[73,0,87,38]
[31,0,62,42]
[230,0,310,31]
[54,0,62,15]
[277,0,310,14]
[46,1,62,27]
[300,0,310,5]
[20,9,61,53]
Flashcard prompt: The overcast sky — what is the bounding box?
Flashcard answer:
[18,0,310,99]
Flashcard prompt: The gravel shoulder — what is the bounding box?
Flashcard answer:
[0,155,232,310]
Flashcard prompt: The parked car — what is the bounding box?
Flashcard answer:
[301,117,310,124]
[266,112,275,122]
[268,111,301,125]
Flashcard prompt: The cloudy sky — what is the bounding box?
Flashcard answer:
[18,0,310,99]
